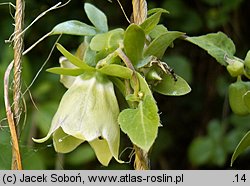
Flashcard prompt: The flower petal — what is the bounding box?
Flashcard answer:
[53,127,84,153]
[59,56,77,88]
[89,139,112,166]
[32,117,61,143]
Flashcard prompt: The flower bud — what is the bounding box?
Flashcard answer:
[226,59,244,77]
[146,69,162,81]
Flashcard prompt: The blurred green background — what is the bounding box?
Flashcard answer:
[0,0,250,169]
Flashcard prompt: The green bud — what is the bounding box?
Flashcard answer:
[146,69,162,81]
[226,59,244,77]
[228,78,250,115]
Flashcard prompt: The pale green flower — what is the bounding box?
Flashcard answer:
[33,72,122,166]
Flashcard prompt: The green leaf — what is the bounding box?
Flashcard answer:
[108,29,124,48]
[84,3,108,33]
[206,120,227,166]
[147,8,169,15]
[144,31,184,58]
[83,46,97,67]
[109,77,126,97]
[50,20,96,36]
[231,131,250,166]
[95,49,116,64]
[98,64,133,79]
[56,43,94,70]
[149,24,168,39]
[186,32,236,66]
[118,95,160,151]
[136,56,154,68]
[211,144,227,166]
[207,119,222,140]
[90,28,124,51]
[141,9,169,34]
[90,33,108,51]
[153,73,191,96]
[188,137,213,166]
[46,67,85,76]
[124,24,146,67]
[137,72,154,97]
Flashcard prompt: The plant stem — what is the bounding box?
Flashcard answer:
[116,48,140,96]
[134,145,150,170]
[117,42,150,170]
[14,0,24,126]
[131,0,150,170]
[11,0,25,170]
[4,62,22,170]
[132,0,147,24]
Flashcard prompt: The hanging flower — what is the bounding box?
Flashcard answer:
[33,72,122,166]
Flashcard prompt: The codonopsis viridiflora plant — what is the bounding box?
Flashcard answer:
[32,2,191,168]
[32,0,250,168]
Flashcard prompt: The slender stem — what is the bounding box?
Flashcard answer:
[131,0,150,170]
[116,48,135,71]
[134,145,150,170]
[117,0,130,23]
[4,62,22,170]
[116,48,140,96]
[132,0,147,24]
[13,0,24,127]
[117,47,149,169]
[11,0,25,170]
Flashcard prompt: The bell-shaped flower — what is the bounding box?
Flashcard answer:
[33,71,122,166]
